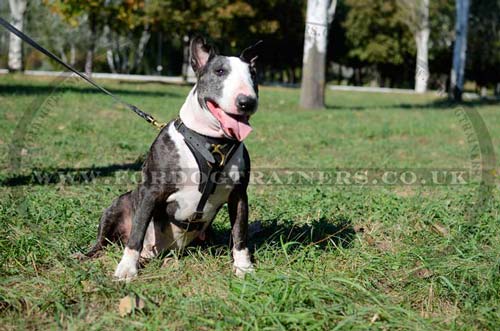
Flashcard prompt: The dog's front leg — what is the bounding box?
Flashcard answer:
[114,189,156,280]
[228,188,254,277]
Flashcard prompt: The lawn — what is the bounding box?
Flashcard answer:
[0,74,499,330]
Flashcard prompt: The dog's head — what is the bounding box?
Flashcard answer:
[190,36,261,141]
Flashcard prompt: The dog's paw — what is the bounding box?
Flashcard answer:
[114,248,139,281]
[232,248,254,278]
[233,264,255,278]
[114,259,138,281]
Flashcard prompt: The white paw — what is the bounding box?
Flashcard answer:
[233,264,255,278]
[233,248,254,278]
[114,248,139,281]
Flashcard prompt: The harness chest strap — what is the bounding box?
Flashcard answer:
[172,119,241,231]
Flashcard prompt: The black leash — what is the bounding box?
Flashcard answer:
[0,17,165,129]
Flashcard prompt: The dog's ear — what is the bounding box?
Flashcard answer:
[240,40,263,67]
[190,36,215,74]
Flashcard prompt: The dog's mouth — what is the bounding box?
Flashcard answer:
[205,99,252,141]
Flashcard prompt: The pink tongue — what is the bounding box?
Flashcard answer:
[207,101,252,141]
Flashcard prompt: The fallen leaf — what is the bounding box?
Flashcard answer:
[364,234,375,245]
[353,225,365,233]
[119,295,145,317]
[415,268,434,279]
[413,261,434,279]
[431,223,449,237]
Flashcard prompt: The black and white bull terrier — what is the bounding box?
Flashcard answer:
[84,37,261,280]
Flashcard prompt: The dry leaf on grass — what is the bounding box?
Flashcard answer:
[431,223,449,237]
[413,261,434,279]
[414,268,434,279]
[353,225,365,233]
[118,295,145,317]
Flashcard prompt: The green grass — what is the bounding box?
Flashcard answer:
[1,74,499,330]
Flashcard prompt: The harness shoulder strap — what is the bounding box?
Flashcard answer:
[173,119,241,229]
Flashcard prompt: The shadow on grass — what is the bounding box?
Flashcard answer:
[325,105,367,111]
[0,83,182,98]
[118,80,193,87]
[393,98,500,110]
[326,97,500,111]
[204,217,356,252]
[1,161,143,187]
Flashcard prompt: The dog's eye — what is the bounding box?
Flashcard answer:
[215,68,226,76]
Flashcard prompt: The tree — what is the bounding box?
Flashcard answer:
[26,0,88,68]
[44,0,112,75]
[466,0,500,96]
[146,0,251,80]
[7,0,27,72]
[44,0,102,76]
[299,0,337,109]
[343,0,415,88]
[104,1,150,74]
[105,25,151,74]
[427,0,455,87]
[398,0,430,93]
[450,0,470,101]
[45,0,151,75]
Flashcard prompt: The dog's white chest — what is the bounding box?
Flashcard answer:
[166,123,244,222]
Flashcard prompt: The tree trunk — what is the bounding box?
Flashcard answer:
[156,31,163,75]
[106,49,117,73]
[70,43,76,66]
[8,0,27,72]
[479,86,487,98]
[181,35,191,82]
[85,14,97,76]
[105,26,117,73]
[415,0,430,93]
[337,64,342,84]
[132,26,151,73]
[300,0,332,109]
[450,0,470,101]
[85,48,94,76]
[58,45,68,65]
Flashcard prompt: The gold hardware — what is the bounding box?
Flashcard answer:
[152,120,167,130]
[211,144,226,167]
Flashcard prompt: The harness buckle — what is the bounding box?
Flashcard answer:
[211,144,226,168]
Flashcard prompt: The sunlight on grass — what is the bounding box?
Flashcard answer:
[1,75,499,330]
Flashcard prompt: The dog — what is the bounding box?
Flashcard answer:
[84,37,261,280]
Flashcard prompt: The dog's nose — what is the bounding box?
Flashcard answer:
[236,94,257,113]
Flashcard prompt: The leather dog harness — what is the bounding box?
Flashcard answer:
[171,119,241,231]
